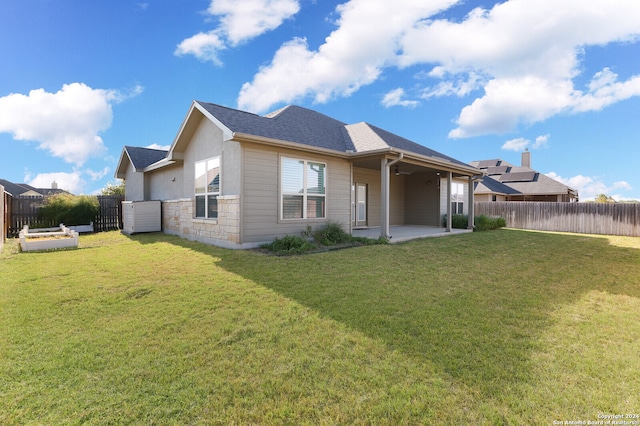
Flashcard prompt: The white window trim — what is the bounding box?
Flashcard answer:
[280,156,327,221]
[194,156,221,220]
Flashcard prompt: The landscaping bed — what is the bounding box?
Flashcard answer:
[18,224,79,252]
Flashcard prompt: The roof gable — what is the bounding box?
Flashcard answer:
[196,102,353,152]
[115,146,168,179]
[125,146,168,169]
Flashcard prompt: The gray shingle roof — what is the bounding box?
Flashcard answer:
[0,179,33,196]
[472,159,577,196]
[474,176,520,195]
[196,102,355,152]
[125,146,168,169]
[0,179,70,196]
[196,101,470,167]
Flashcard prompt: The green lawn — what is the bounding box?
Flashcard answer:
[1,230,639,425]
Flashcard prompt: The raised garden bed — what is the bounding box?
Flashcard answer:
[19,224,79,252]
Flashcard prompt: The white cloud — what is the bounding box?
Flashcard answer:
[546,172,633,202]
[175,0,299,64]
[146,143,171,151]
[381,88,419,108]
[502,137,529,151]
[175,31,226,65]
[238,0,458,112]
[399,0,640,138]
[236,0,640,133]
[533,134,549,149]
[85,167,111,181]
[25,171,85,195]
[502,134,550,151]
[208,0,300,45]
[0,83,141,166]
[422,71,485,98]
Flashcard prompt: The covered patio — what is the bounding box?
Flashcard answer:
[352,225,472,243]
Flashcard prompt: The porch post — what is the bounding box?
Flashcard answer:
[381,158,390,239]
[446,171,452,232]
[380,154,403,240]
[467,176,475,230]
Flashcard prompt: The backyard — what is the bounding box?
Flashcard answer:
[1,229,639,424]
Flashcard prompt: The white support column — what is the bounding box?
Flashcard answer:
[380,153,403,240]
[468,176,475,230]
[381,158,390,239]
[446,171,452,232]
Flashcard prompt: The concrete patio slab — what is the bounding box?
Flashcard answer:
[352,226,472,243]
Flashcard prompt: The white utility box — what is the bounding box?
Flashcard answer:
[122,200,161,234]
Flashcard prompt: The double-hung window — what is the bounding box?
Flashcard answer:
[451,182,464,214]
[281,157,326,220]
[195,157,220,219]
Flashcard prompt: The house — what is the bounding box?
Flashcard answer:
[470,151,579,202]
[0,179,69,197]
[115,101,481,249]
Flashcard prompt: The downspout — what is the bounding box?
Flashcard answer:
[381,153,404,239]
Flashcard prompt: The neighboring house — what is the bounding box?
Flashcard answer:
[115,101,481,249]
[0,179,69,197]
[470,151,579,202]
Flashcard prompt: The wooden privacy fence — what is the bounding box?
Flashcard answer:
[6,195,124,238]
[475,202,640,237]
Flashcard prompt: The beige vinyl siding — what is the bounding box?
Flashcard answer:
[405,172,441,226]
[352,166,405,226]
[242,143,351,243]
[389,173,405,226]
[353,167,381,227]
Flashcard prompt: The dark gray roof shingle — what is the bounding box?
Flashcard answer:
[125,146,168,169]
[196,102,355,152]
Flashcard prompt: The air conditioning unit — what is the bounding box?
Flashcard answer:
[121,200,161,235]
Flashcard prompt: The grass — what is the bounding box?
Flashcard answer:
[1,230,639,424]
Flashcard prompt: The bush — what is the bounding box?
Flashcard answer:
[474,214,506,231]
[38,194,100,226]
[261,235,317,255]
[313,221,351,246]
[442,214,469,229]
[442,214,506,231]
[261,222,386,255]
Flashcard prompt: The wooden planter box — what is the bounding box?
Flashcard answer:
[19,224,79,252]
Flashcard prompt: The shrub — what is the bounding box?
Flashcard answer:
[313,221,351,246]
[261,235,317,255]
[474,214,506,231]
[38,194,100,226]
[442,214,469,229]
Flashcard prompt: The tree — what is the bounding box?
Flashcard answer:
[101,180,125,196]
[594,193,616,203]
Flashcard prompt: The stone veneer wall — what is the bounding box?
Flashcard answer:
[162,195,240,247]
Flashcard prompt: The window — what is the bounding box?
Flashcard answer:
[281,157,326,219]
[451,182,464,215]
[195,157,220,219]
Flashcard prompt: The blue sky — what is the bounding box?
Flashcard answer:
[1,0,639,201]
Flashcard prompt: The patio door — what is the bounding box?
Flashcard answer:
[352,183,368,227]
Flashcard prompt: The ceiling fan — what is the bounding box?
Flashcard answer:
[394,165,412,175]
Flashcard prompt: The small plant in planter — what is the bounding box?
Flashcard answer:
[38,194,99,228]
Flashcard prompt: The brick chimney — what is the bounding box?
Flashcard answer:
[522,149,531,168]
